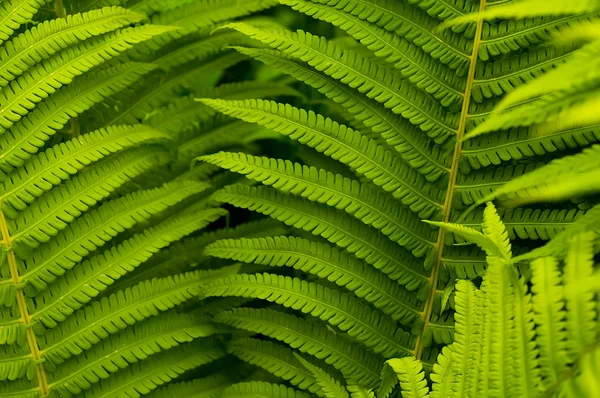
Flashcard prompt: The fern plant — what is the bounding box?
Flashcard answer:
[382,204,600,398]
[248,203,600,397]
[0,0,292,397]
[186,0,600,396]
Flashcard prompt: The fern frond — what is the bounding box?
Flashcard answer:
[424,220,505,261]
[48,317,221,395]
[460,11,600,60]
[508,267,540,397]
[530,256,569,389]
[205,236,423,324]
[0,0,50,46]
[228,337,323,396]
[31,208,226,326]
[481,202,512,259]
[82,340,225,398]
[281,0,466,108]
[214,307,383,388]
[470,144,600,207]
[0,6,145,88]
[471,43,577,102]
[482,258,515,397]
[407,0,478,23]
[40,271,204,362]
[385,357,430,398]
[199,152,436,255]
[429,346,455,398]
[295,354,350,398]
[19,180,208,293]
[0,62,158,174]
[346,383,375,398]
[449,0,600,24]
[290,0,471,70]
[455,206,584,243]
[0,124,171,215]
[9,147,170,248]
[198,98,445,218]
[461,123,600,170]
[377,359,398,398]
[231,46,452,181]
[451,280,482,397]
[564,232,597,360]
[212,184,429,291]
[206,272,413,357]
[516,204,600,261]
[219,23,459,142]
[0,24,174,132]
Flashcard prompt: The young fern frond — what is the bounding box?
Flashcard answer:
[371,216,600,398]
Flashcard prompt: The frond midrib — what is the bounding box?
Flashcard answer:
[0,208,49,394]
[414,0,488,360]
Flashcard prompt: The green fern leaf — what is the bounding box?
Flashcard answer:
[9,147,170,248]
[0,6,145,88]
[295,354,350,398]
[40,271,205,363]
[206,272,413,357]
[0,0,50,46]
[205,236,423,324]
[564,232,597,360]
[199,152,436,256]
[230,46,452,181]
[212,184,429,291]
[530,256,569,389]
[429,346,455,398]
[0,124,172,216]
[281,0,466,108]
[198,98,445,218]
[0,24,175,132]
[214,307,382,388]
[385,357,430,398]
[31,208,226,326]
[82,340,225,398]
[19,180,208,293]
[217,23,459,142]
[0,62,158,174]
[228,337,324,396]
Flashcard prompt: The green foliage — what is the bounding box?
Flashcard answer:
[3,0,600,397]
[0,0,284,396]
[191,0,600,397]
[376,211,600,398]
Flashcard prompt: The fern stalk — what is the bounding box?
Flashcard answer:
[414,0,488,360]
[0,209,49,395]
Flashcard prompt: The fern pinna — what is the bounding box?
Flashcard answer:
[189,0,600,396]
[0,0,287,397]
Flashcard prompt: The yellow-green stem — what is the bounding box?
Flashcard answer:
[414,0,488,360]
[0,209,49,396]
